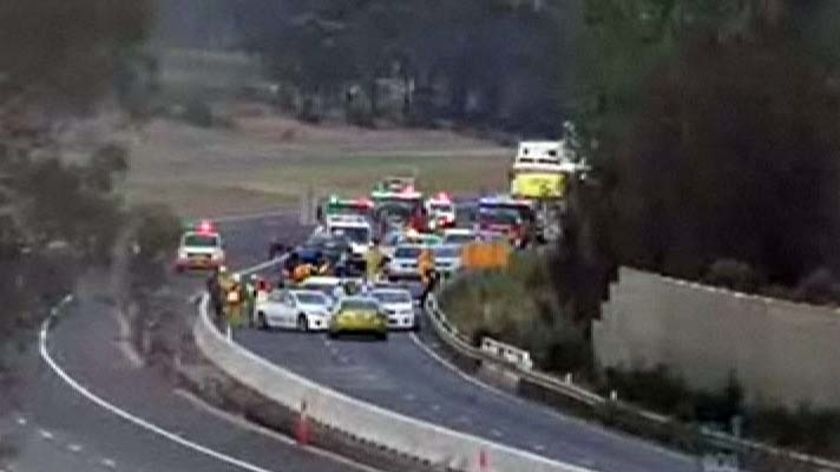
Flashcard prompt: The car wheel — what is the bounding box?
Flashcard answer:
[257,312,268,330]
[377,331,388,341]
[297,314,309,333]
[328,330,338,339]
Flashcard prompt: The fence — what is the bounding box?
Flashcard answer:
[193,294,593,472]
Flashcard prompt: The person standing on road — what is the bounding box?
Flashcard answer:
[364,239,385,282]
[206,266,224,318]
[418,248,437,309]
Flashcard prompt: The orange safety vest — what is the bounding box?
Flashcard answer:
[418,254,435,285]
[293,264,313,283]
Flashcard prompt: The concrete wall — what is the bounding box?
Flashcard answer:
[593,267,840,410]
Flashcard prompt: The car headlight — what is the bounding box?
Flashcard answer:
[178,249,188,259]
[211,251,224,261]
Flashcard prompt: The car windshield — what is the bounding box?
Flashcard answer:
[332,226,370,244]
[340,299,379,312]
[295,292,328,305]
[183,234,219,247]
[431,203,453,212]
[479,209,520,226]
[444,233,474,244]
[394,246,422,258]
[372,291,412,304]
[434,246,460,258]
[376,202,415,219]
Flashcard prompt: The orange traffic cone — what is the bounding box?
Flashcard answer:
[295,400,311,446]
[478,449,489,472]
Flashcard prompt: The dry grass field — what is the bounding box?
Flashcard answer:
[124,110,511,218]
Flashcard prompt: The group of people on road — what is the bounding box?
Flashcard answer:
[206,235,440,329]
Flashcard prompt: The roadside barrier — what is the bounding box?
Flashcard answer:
[480,338,533,371]
[194,294,593,472]
[427,286,840,472]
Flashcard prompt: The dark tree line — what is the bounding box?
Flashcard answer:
[228,0,581,134]
[570,0,840,300]
[0,0,156,364]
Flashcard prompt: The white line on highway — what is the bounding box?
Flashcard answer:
[172,389,383,472]
[39,313,280,472]
[38,429,54,440]
[100,458,117,469]
[67,443,83,453]
[237,257,285,276]
[211,211,291,224]
[409,332,696,465]
[16,417,27,426]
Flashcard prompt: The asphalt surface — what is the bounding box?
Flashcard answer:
[225,216,700,472]
[4,212,362,472]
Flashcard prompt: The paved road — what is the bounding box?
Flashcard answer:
[3,212,363,472]
[224,216,699,472]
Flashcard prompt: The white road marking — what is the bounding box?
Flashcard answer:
[491,429,503,438]
[67,443,83,453]
[409,332,515,399]
[40,315,281,472]
[402,393,416,402]
[431,404,441,412]
[100,458,117,469]
[16,417,26,426]
[172,389,382,472]
[410,330,695,465]
[237,257,285,277]
[38,429,54,440]
[533,444,546,452]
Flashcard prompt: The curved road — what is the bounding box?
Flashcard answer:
[226,215,698,472]
[5,213,364,472]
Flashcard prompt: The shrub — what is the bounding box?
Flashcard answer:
[746,406,840,457]
[703,259,762,293]
[439,251,592,374]
[793,268,840,305]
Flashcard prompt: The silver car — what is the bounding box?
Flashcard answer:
[387,244,422,279]
[432,244,462,276]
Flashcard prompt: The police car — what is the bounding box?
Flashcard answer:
[175,220,225,272]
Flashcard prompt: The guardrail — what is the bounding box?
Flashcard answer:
[193,294,593,472]
[426,287,840,472]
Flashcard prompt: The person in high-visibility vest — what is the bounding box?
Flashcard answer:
[418,249,437,308]
[223,273,246,327]
[292,263,315,283]
[365,239,386,282]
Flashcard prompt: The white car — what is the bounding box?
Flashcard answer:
[174,228,225,272]
[442,228,477,246]
[387,244,422,279]
[432,244,462,276]
[370,288,417,330]
[254,289,332,332]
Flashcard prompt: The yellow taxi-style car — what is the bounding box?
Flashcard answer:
[328,296,388,340]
